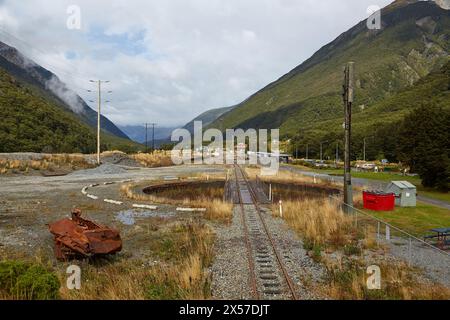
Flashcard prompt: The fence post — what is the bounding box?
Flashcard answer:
[279,200,283,218]
[408,238,412,266]
[377,221,380,243]
[386,225,390,241]
[269,184,272,202]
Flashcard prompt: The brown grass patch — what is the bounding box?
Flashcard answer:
[323,257,450,300]
[0,154,95,175]
[121,180,233,223]
[273,198,352,247]
[132,151,173,168]
[59,221,214,300]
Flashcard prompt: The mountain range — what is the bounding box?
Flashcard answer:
[0,40,141,153]
[205,0,449,144]
[0,0,448,156]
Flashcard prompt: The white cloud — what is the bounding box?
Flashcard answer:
[0,0,393,126]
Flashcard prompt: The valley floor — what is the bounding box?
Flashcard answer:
[0,158,448,299]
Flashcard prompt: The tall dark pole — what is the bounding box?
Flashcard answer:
[145,123,148,153]
[343,62,354,212]
[150,123,157,152]
[336,142,339,164]
[320,140,328,161]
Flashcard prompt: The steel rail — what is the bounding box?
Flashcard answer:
[233,164,259,299]
[236,164,299,300]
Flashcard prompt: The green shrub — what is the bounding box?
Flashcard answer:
[0,260,29,291]
[0,260,60,300]
[145,275,182,300]
[343,243,362,256]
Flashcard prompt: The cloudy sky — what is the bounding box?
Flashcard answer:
[0,0,393,127]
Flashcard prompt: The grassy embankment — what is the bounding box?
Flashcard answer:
[0,154,95,175]
[284,164,450,236]
[253,168,450,299]
[0,220,215,300]
[270,194,450,299]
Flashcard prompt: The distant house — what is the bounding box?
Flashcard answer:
[385,181,417,207]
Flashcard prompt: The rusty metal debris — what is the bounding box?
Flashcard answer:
[48,209,122,260]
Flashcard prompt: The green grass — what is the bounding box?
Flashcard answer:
[0,260,60,300]
[363,202,450,237]
[352,172,420,184]
[419,190,450,203]
[288,164,450,204]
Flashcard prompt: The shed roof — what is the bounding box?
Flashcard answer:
[389,181,416,189]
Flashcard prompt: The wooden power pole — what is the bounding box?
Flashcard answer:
[343,62,354,212]
[145,123,148,153]
[89,80,111,165]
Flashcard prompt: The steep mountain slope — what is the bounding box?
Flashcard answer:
[295,60,450,161]
[0,68,97,153]
[210,0,449,139]
[0,67,141,153]
[0,41,129,140]
[183,105,235,133]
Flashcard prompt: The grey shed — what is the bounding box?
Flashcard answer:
[385,181,417,207]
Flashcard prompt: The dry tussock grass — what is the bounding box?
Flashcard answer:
[245,166,342,190]
[274,196,450,300]
[204,200,233,223]
[323,257,450,300]
[132,151,173,168]
[273,198,352,247]
[121,181,233,223]
[0,154,94,174]
[60,221,214,300]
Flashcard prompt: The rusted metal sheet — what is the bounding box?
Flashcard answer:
[48,209,122,260]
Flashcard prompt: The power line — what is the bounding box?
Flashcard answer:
[149,123,157,152]
[88,80,111,164]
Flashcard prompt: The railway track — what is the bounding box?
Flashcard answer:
[233,164,299,300]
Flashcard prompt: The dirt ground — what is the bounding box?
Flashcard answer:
[0,163,225,262]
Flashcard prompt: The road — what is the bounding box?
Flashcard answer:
[281,165,450,211]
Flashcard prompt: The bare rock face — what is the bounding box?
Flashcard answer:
[416,16,437,34]
[434,0,450,10]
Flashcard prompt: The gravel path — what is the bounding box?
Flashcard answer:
[383,237,450,287]
[210,206,252,300]
[260,206,326,299]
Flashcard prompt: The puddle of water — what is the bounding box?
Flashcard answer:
[116,209,174,225]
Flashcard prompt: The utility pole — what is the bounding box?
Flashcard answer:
[144,123,148,153]
[343,62,354,212]
[150,123,157,152]
[336,142,339,164]
[363,136,374,162]
[88,80,111,165]
[363,137,366,162]
[320,140,328,161]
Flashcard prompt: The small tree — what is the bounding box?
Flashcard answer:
[397,104,450,191]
